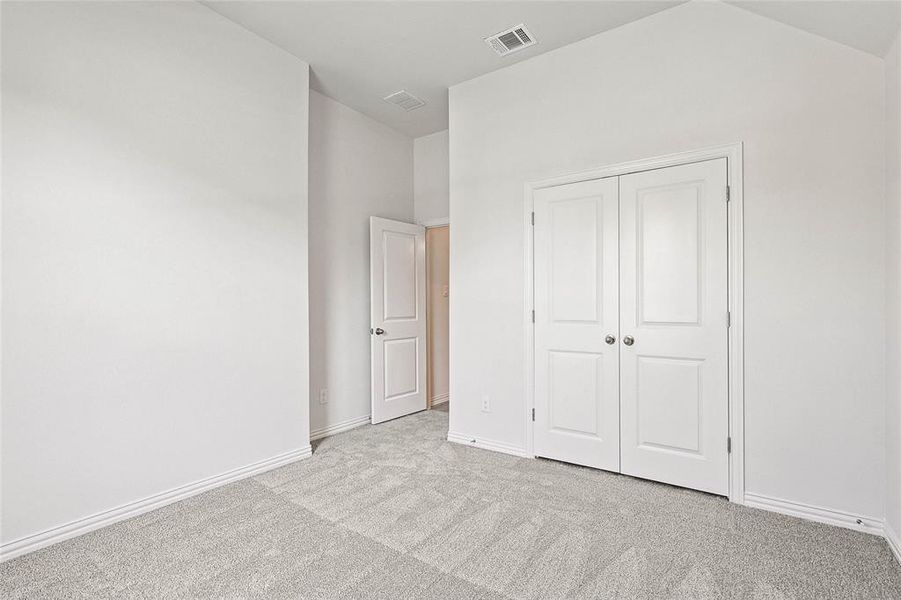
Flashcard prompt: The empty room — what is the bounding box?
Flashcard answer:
[2,0,901,598]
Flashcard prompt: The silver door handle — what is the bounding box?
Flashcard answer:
[372,328,385,335]
[605,335,616,345]
[623,335,634,346]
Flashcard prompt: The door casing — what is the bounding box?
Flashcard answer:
[523,143,745,504]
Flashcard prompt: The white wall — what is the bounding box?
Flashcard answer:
[309,91,413,437]
[414,130,450,225]
[1,2,310,549]
[886,31,901,546]
[449,1,886,520]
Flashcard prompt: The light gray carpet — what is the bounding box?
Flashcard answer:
[2,408,899,599]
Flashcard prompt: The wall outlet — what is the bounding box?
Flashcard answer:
[481,395,490,413]
[319,389,328,405]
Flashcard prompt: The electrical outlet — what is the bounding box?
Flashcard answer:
[319,389,328,405]
[481,395,490,413]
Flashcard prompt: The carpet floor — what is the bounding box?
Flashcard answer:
[2,408,900,599]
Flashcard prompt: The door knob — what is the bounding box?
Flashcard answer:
[605,335,616,345]
[372,328,385,335]
[623,335,634,346]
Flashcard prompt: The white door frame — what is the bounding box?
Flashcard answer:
[420,217,450,228]
[522,143,745,504]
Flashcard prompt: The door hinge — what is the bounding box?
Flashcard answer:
[726,186,731,203]
[727,436,732,454]
[532,408,536,422]
[531,211,535,226]
[727,311,731,327]
[531,309,535,323]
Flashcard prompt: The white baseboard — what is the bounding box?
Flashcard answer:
[743,493,883,536]
[430,393,449,406]
[885,521,901,566]
[447,431,532,458]
[0,445,312,562]
[310,414,370,441]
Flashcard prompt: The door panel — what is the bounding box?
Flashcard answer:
[533,178,620,471]
[370,217,426,424]
[548,350,604,434]
[638,183,702,325]
[549,197,602,322]
[636,356,703,454]
[619,159,729,495]
[383,232,418,320]
[384,337,419,399]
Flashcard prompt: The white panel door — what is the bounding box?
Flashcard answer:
[370,217,427,424]
[619,159,729,495]
[533,178,620,471]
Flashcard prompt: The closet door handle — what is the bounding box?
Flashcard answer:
[623,335,635,346]
[604,335,616,345]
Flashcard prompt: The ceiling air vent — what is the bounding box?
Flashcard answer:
[485,24,536,56]
[383,90,426,111]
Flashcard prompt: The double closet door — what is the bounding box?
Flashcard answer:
[532,158,729,496]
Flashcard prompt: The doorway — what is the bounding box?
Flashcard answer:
[526,145,745,501]
[368,217,450,424]
[426,225,450,411]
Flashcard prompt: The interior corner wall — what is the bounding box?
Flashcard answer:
[308,91,413,437]
[448,1,886,520]
[1,2,310,550]
[413,130,450,224]
[886,31,901,546]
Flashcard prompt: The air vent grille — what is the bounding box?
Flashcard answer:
[485,24,537,56]
[383,90,426,111]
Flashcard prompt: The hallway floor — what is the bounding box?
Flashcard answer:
[2,409,899,599]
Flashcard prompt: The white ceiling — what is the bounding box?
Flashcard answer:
[729,1,900,57]
[205,1,901,138]
[203,1,684,137]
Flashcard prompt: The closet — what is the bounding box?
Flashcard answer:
[532,158,729,495]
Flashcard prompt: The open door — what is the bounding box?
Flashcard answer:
[370,217,427,424]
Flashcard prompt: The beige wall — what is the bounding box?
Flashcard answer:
[427,226,450,405]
